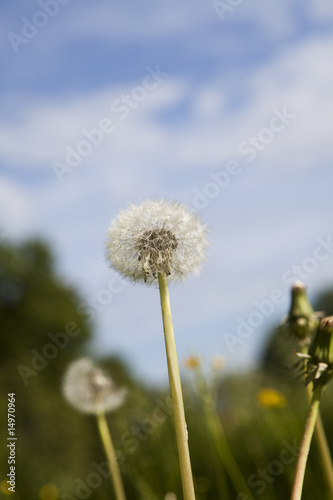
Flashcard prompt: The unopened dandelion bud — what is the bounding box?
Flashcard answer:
[300,317,333,388]
[308,317,333,364]
[284,281,321,341]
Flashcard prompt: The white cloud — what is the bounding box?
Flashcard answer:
[305,0,333,22]
[0,177,33,238]
[0,77,185,169]
[2,30,332,182]
[1,2,333,383]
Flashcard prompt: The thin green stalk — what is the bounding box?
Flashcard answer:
[290,384,323,500]
[128,469,159,500]
[300,347,333,496]
[195,369,255,500]
[158,272,196,500]
[309,404,333,496]
[194,370,229,498]
[96,411,127,500]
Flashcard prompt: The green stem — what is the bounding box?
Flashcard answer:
[158,272,196,500]
[290,384,323,500]
[310,407,333,497]
[96,411,127,500]
[301,347,333,496]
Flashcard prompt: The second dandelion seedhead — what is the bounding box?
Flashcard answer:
[62,358,127,415]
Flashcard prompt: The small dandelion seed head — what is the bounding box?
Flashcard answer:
[62,358,127,415]
[164,493,177,500]
[105,199,209,285]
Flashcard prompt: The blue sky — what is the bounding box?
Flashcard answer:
[1,0,333,384]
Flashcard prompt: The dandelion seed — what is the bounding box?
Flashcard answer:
[104,199,208,500]
[62,358,127,415]
[62,358,127,500]
[105,199,208,284]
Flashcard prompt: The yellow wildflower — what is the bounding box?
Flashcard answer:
[183,356,201,369]
[257,387,286,408]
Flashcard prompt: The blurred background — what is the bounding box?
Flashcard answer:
[1,0,333,499]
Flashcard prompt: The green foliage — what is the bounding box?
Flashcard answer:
[0,239,90,373]
[0,239,94,497]
[1,238,333,500]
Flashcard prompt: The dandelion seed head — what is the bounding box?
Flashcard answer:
[164,493,177,500]
[105,199,208,284]
[62,358,127,414]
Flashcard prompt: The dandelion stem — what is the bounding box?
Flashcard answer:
[290,384,323,500]
[158,272,196,500]
[310,405,333,496]
[96,411,127,500]
[300,346,333,496]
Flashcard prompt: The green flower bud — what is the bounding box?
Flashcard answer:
[283,281,321,342]
[309,317,333,366]
[306,317,333,388]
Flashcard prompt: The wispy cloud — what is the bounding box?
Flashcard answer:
[1,0,332,383]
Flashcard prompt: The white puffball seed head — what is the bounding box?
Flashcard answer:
[105,199,208,285]
[62,358,127,415]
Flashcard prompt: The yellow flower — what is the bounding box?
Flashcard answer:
[0,480,14,495]
[183,356,201,370]
[257,388,286,408]
[39,483,59,500]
